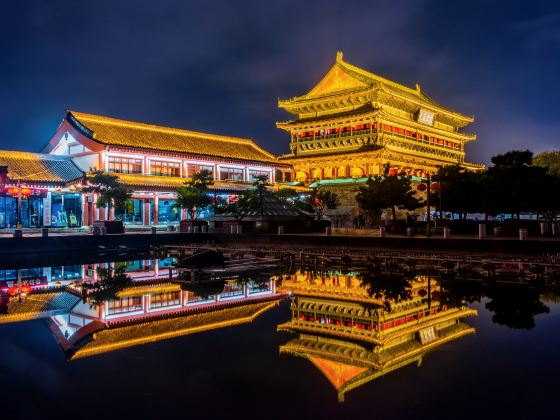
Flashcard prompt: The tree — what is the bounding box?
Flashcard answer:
[309,189,339,220]
[252,174,269,222]
[216,189,261,223]
[82,266,133,308]
[356,164,423,222]
[432,165,483,218]
[176,169,214,219]
[484,150,548,218]
[533,151,560,177]
[82,170,132,214]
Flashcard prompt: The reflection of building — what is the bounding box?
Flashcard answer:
[278,271,477,402]
[277,52,482,184]
[49,273,285,360]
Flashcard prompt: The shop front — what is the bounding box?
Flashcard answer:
[0,188,83,229]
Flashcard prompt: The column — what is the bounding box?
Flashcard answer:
[99,205,106,221]
[108,207,115,221]
[153,194,159,225]
[143,199,150,226]
[81,194,88,226]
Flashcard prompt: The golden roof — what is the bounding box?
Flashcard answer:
[281,321,476,402]
[116,282,181,298]
[114,173,310,193]
[70,301,279,359]
[0,292,81,324]
[0,150,83,184]
[68,111,278,163]
[279,52,473,124]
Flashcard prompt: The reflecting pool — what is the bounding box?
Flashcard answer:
[0,256,559,420]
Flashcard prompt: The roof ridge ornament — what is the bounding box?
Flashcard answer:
[336,51,344,63]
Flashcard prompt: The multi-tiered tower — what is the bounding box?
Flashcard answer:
[277,52,481,184]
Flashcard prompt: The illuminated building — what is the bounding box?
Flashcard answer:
[41,110,290,226]
[0,151,84,228]
[277,270,477,402]
[0,110,293,228]
[276,52,482,214]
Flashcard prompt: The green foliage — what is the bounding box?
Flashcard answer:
[82,170,132,212]
[215,189,261,222]
[82,266,133,308]
[427,150,560,219]
[273,187,300,204]
[356,164,423,221]
[309,189,340,220]
[484,150,553,217]
[533,150,560,177]
[432,165,482,218]
[176,169,214,219]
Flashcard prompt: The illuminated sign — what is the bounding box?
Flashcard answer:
[418,109,435,126]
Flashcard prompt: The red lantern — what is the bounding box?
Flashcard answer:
[20,187,32,197]
[6,187,19,196]
[389,169,398,176]
[431,183,440,191]
[417,184,427,192]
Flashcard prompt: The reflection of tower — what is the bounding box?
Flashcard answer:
[278,271,477,402]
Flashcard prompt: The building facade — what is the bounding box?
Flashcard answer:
[277,52,482,183]
[0,110,291,228]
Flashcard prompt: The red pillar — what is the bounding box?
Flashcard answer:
[153,194,159,225]
[143,199,150,225]
[81,194,88,226]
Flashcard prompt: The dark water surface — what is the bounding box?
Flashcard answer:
[0,258,559,420]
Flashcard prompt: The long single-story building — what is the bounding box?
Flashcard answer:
[0,110,296,228]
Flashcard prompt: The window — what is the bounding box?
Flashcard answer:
[219,167,244,181]
[248,169,270,182]
[107,297,142,314]
[107,156,142,174]
[150,291,181,309]
[150,161,180,177]
[187,164,214,178]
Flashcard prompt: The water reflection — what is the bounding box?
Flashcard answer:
[0,256,558,388]
[0,258,286,360]
[277,270,477,402]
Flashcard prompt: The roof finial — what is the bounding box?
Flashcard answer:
[415,83,421,92]
[336,51,344,62]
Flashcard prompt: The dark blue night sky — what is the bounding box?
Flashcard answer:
[1,0,559,164]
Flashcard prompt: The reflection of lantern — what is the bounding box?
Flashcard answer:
[8,287,18,296]
[417,184,427,192]
[431,183,440,191]
[20,285,31,294]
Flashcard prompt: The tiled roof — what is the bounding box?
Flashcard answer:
[114,173,310,193]
[0,291,80,324]
[69,111,279,163]
[70,301,279,359]
[0,151,84,183]
[115,173,254,192]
